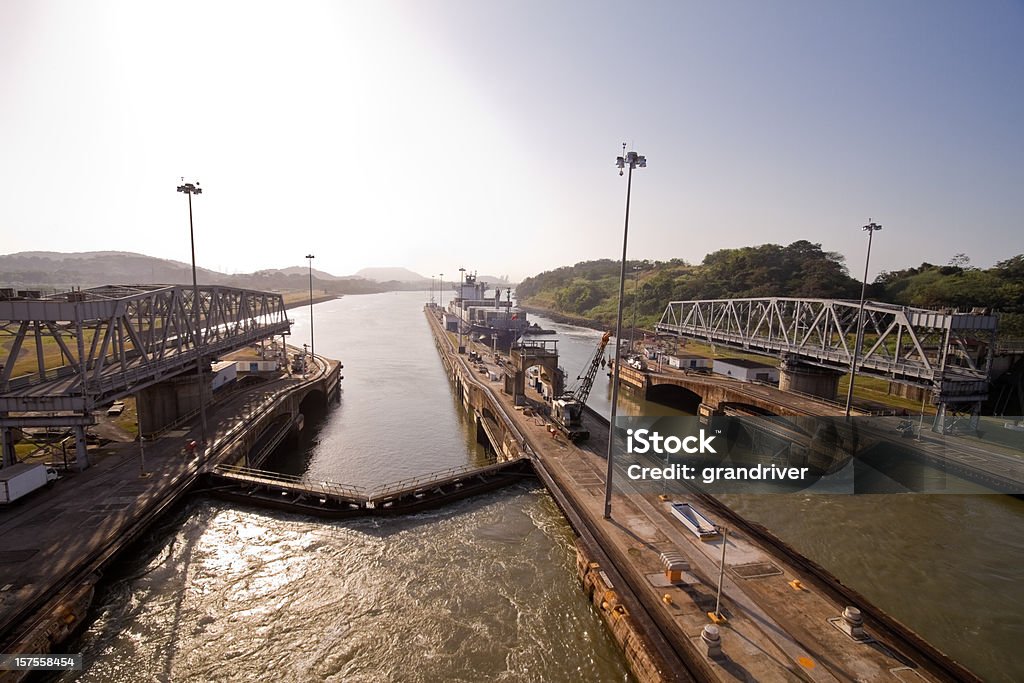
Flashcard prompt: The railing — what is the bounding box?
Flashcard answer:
[997,338,1024,354]
[214,464,367,500]
[213,458,528,504]
[370,460,521,499]
[656,297,998,397]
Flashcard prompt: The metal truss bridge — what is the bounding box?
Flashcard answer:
[655,297,998,410]
[1,284,291,420]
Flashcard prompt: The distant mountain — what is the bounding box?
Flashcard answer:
[0,251,515,295]
[474,275,514,286]
[267,266,352,281]
[0,251,423,296]
[0,251,224,288]
[354,267,427,283]
[352,267,514,286]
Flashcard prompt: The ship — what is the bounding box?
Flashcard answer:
[443,272,529,350]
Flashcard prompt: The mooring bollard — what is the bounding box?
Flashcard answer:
[840,606,867,640]
[701,624,723,658]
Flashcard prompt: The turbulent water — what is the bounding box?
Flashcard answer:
[66,492,628,682]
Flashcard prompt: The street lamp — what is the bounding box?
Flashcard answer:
[629,264,642,353]
[136,392,148,478]
[176,179,208,451]
[306,254,316,374]
[844,220,883,417]
[439,273,444,309]
[458,267,466,353]
[605,145,646,519]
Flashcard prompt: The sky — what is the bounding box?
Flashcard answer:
[1,0,1022,282]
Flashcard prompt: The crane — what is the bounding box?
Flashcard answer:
[551,331,612,442]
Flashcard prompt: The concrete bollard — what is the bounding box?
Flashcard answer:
[841,606,867,640]
[701,624,723,659]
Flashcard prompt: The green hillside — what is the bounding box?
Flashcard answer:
[517,243,1024,335]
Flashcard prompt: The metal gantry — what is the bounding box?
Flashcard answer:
[655,297,998,421]
[0,284,290,415]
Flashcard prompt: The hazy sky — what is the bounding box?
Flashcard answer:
[2,1,1021,282]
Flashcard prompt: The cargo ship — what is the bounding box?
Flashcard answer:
[442,272,529,350]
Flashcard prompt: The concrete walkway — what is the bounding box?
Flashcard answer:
[432,308,974,682]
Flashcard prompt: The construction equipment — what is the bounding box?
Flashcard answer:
[552,331,611,442]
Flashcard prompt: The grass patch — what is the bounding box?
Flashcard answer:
[112,397,140,435]
[281,290,336,307]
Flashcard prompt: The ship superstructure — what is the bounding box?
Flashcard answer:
[443,272,528,350]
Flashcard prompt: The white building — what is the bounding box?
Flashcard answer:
[712,358,779,383]
[211,360,238,391]
[665,353,713,371]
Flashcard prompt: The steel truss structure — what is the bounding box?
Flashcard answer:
[1,284,290,416]
[656,298,998,419]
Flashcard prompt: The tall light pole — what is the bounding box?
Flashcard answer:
[458,267,466,353]
[176,179,208,450]
[306,254,316,373]
[136,392,148,478]
[629,264,642,353]
[439,273,444,309]
[605,145,646,519]
[844,220,882,417]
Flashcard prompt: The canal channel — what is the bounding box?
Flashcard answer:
[61,291,631,682]
[63,291,1021,681]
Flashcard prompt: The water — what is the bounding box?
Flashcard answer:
[528,312,1024,682]
[715,492,1024,683]
[266,293,494,485]
[67,493,628,682]
[66,292,631,682]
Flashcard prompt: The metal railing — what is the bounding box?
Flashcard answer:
[213,458,528,504]
[656,297,998,401]
[369,460,522,499]
[214,463,367,500]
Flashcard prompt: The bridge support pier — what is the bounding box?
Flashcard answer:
[73,424,89,471]
[933,401,982,434]
[698,403,722,420]
[779,358,842,401]
[137,373,205,437]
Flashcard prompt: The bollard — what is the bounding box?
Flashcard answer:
[701,624,723,659]
[840,606,867,640]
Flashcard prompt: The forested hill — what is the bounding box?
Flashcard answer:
[516,241,1024,335]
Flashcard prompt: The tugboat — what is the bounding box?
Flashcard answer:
[443,272,529,350]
